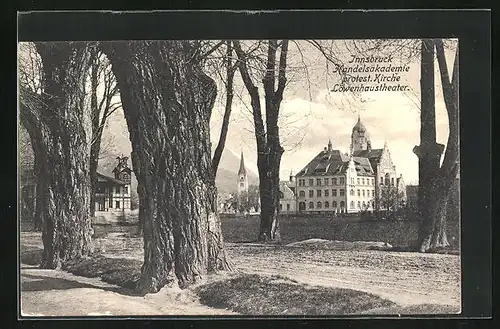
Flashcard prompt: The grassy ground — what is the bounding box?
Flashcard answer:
[196,273,395,315]
[221,215,460,249]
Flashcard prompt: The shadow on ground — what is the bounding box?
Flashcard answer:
[21,271,140,296]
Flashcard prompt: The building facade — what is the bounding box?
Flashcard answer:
[95,156,132,213]
[294,116,406,214]
[279,172,297,214]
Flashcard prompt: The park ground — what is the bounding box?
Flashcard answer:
[20,217,461,317]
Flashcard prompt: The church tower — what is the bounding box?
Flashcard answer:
[237,151,248,196]
[350,115,371,153]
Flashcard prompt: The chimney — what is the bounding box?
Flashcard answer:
[289,170,294,182]
[328,139,332,152]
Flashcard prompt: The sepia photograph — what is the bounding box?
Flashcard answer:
[17,18,467,317]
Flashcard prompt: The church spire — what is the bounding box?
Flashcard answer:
[238,151,247,176]
[328,138,332,151]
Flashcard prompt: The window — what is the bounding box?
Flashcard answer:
[325,201,329,208]
[357,201,361,209]
[317,201,322,209]
[333,178,337,185]
[115,186,120,194]
[362,201,366,209]
[357,178,360,185]
[279,204,283,211]
[317,190,322,197]
[385,173,390,186]
[357,189,360,197]
[351,178,355,184]
[309,201,314,209]
[317,178,322,186]
[362,190,365,197]
[362,178,365,185]
[350,201,355,209]
[340,201,345,209]
[372,179,374,185]
[332,201,337,208]
[325,189,329,197]
[332,189,337,197]
[309,190,314,197]
[287,204,290,211]
[372,201,375,208]
[340,177,345,185]
[309,179,314,186]
[115,200,120,209]
[279,191,284,199]
[372,190,375,197]
[340,189,345,196]
[391,177,395,186]
[299,190,305,197]
[380,177,384,185]
[124,186,129,194]
[324,178,329,186]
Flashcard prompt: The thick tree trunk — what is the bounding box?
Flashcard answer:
[103,41,231,293]
[31,42,93,269]
[418,40,460,253]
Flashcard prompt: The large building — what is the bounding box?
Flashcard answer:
[94,156,132,214]
[294,116,406,214]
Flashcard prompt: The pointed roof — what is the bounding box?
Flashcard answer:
[352,114,367,134]
[238,152,247,176]
[295,148,374,178]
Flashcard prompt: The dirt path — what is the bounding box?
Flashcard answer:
[20,265,237,316]
[226,244,461,309]
[20,233,461,315]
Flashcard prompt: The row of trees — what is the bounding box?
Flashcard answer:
[18,38,459,294]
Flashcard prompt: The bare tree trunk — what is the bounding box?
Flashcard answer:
[24,42,93,269]
[211,41,236,176]
[89,48,100,218]
[415,39,459,252]
[102,41,231,293]
[234,40,288,243]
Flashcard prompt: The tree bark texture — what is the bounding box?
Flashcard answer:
[415,39,460,252]
[20,42,93,269]
[234,40,288,242]
[102,41,231,293]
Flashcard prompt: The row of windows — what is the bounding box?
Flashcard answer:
[380,176,395,186]
[279,203,291,211]
[98,186,129,194]
[297,177,346,187]
[350,189,375,198]
[298,188,374,198]
[299,189,346,198]
[304,200,375,210]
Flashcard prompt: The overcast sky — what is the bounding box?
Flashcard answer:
[209,39,458,185]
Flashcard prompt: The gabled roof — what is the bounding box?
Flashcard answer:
[97,172,128,185]
[295,149,374,177]
[353,148,383,170]
[112,167,132,174]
